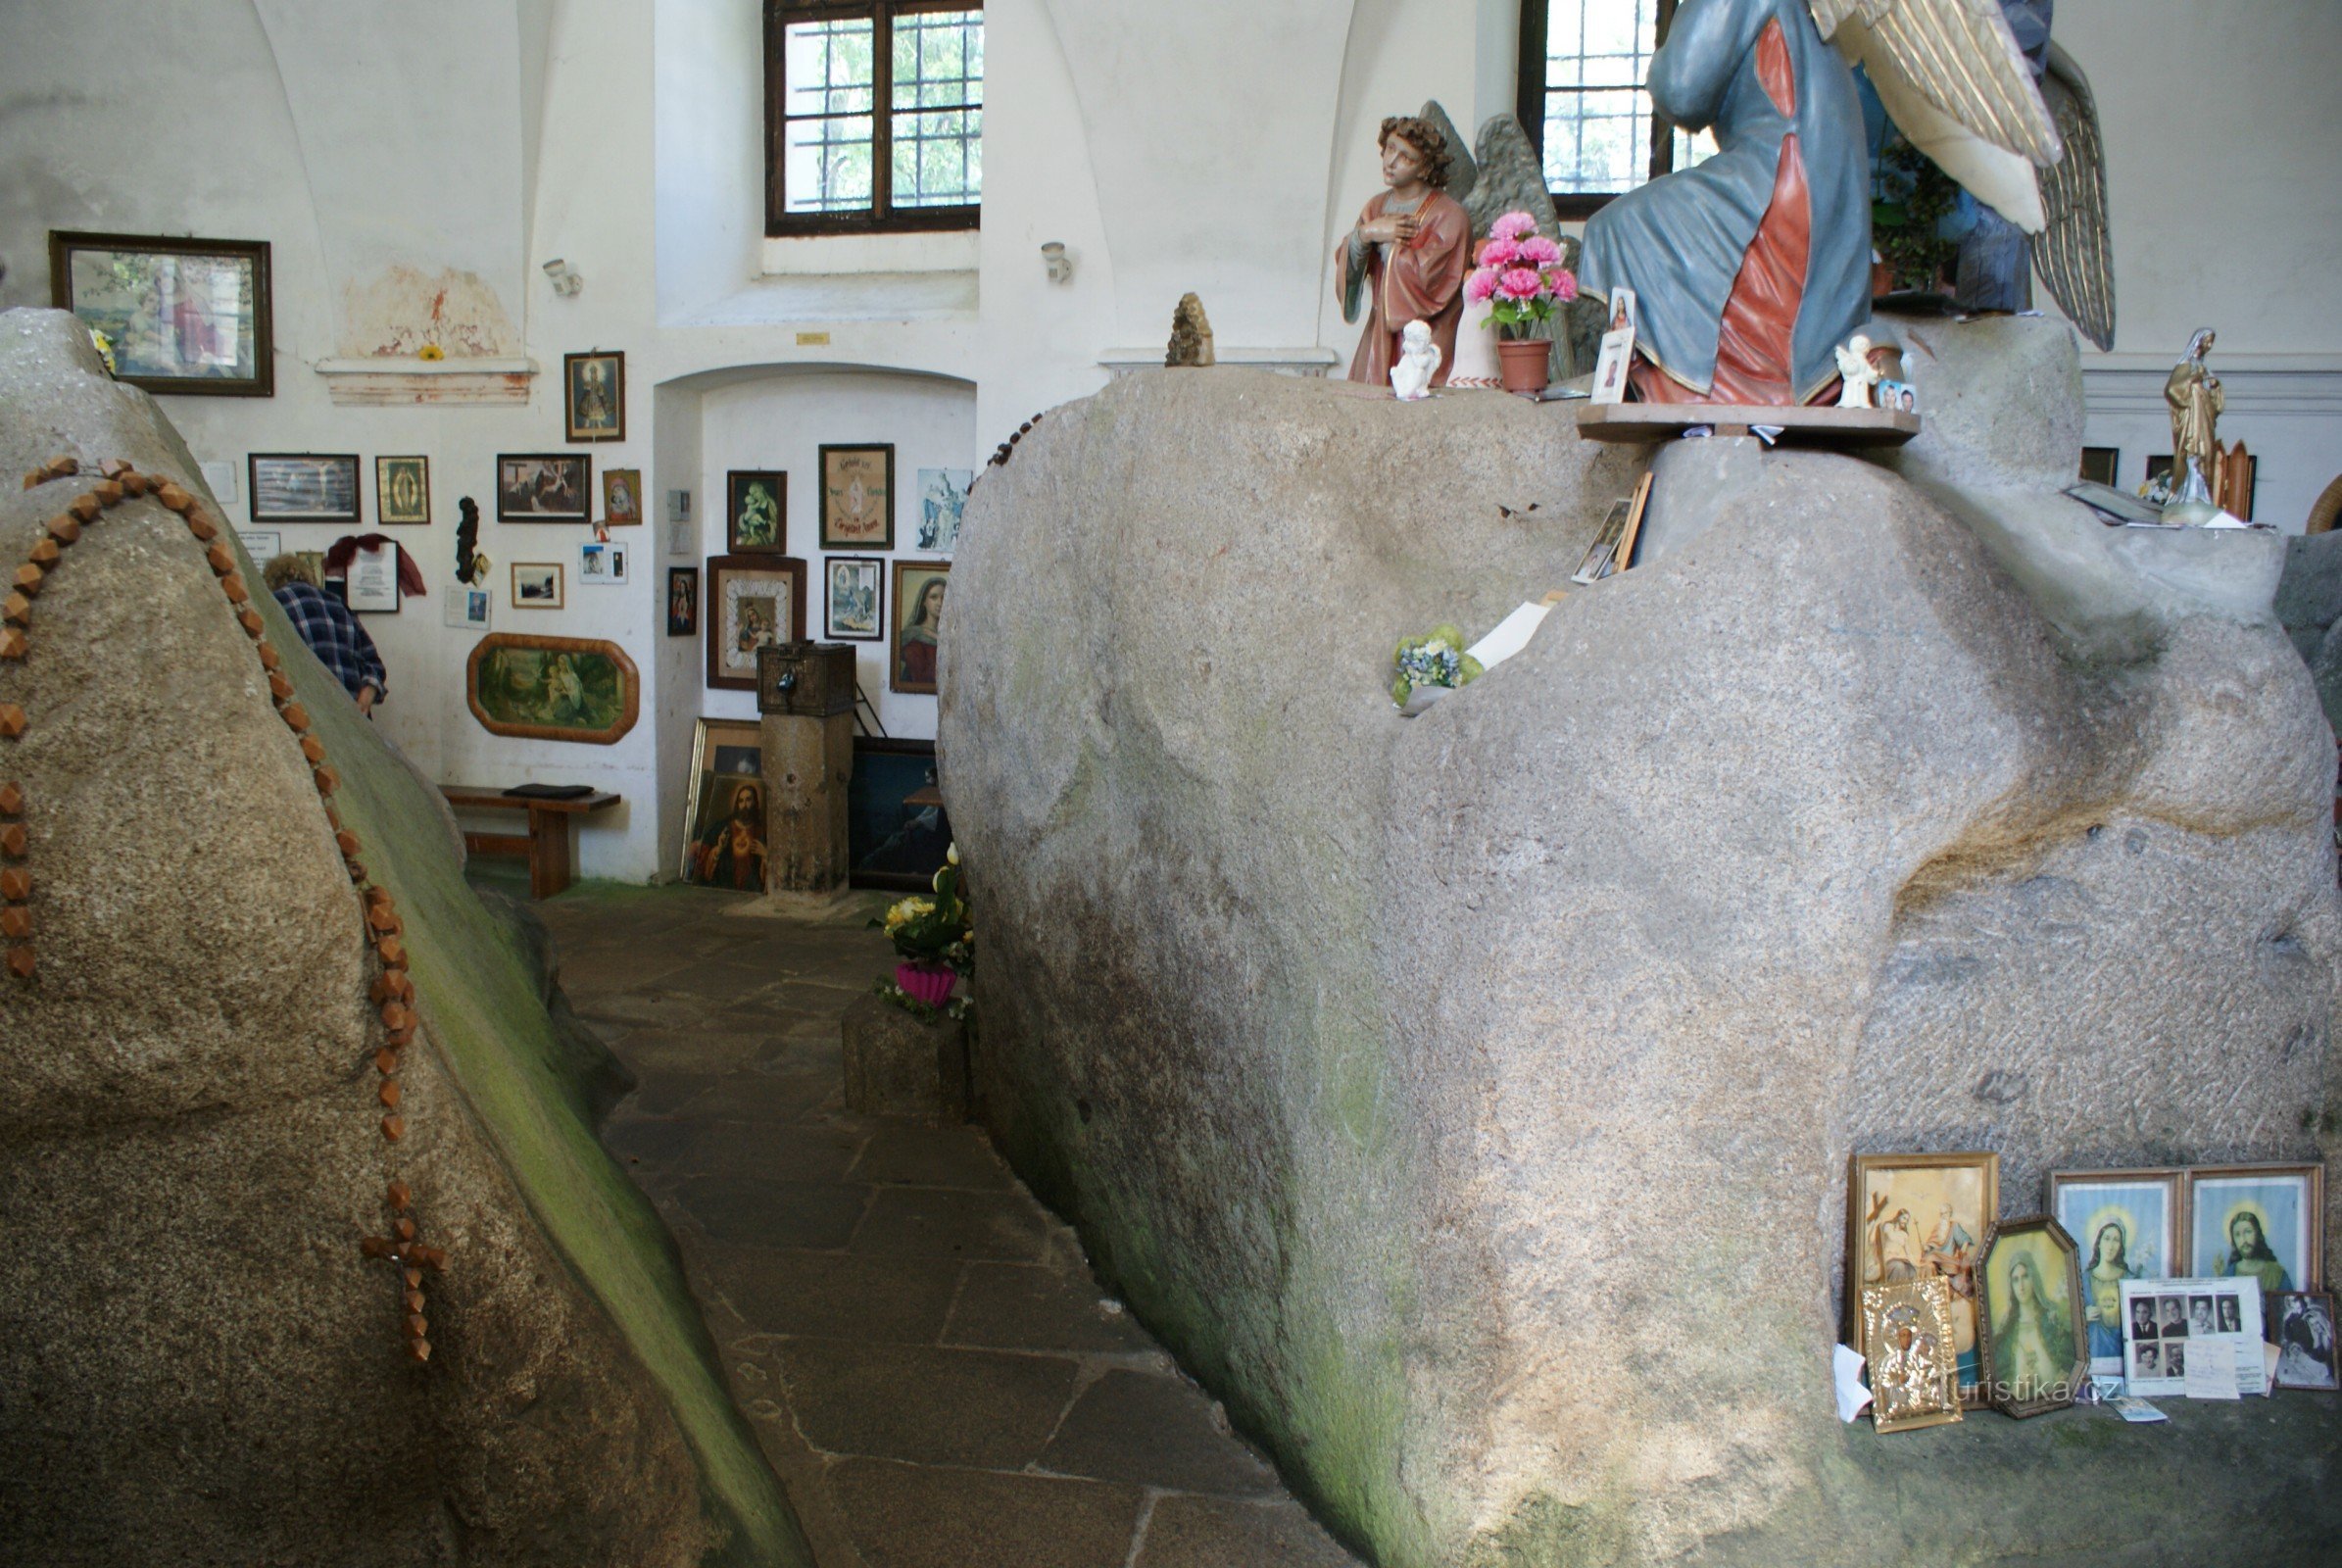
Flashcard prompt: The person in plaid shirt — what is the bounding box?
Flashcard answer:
[264,555,388,714]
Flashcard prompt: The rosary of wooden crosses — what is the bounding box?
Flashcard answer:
[7,456,443,1362]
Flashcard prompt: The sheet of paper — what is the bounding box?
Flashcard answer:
[2183,1337,2240,1400]
[1466,603,1550,671]
[2108,1396,2169,1424]
[1832,1345,1871,1423]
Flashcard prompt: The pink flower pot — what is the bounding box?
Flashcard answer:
[896,961,957,1007]
[1497,338,1551,397]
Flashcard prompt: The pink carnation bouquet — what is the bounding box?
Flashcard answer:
[1463,212,1578,341]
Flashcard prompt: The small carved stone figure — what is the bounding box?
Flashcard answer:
[1165,294,1215,368]
[1390,320,1441,402]
[1833,333,1880,408]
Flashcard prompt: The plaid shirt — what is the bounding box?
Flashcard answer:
[272,581,389,705]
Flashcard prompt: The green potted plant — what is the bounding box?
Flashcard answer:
[875,847,973,1007]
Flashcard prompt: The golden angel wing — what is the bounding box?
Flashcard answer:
[1811,0,2063,166]
[2030,43,2115,352]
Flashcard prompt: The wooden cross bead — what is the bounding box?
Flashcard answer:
[1,907,30,940]
[403,1312,427,1337]
[0,783,23,815]
[361,1235,394,1259]
[411,1245,446,1270]
[381,1080,404,1111]
[185,513,219,542]
[369,973,401,1005]
[220,573,249,604]
[378,943,409,971]
[404,1289,425,1313]
[28,539,60,566]
[403,1267,423,1289]
[91,480,122,506]
[345,860,367,884]
[393,1214,415,1240]
[335,828,361,856]
[2,595,27,626]
[300,735,326,764]
[238,608,264,636]
[97,459,128,479]
[408,1339,431,1363]
[15,564,45,595]
[67,494,102,523]
[314,766,338,796]
[383,1025,415,1049]
[0,867,28,901]
[257,643,281,670]
[156,483,194,514]
[388,1179,412,1210]
[1,630,26,661]
[46,515,79,545]
[367,905,402,935]
[281,704,310,732]
[121,472,150,497]
[365,886,393,907]
[7,947,33,979]
[0,707,25,740]
[205,543,234,575]
[374,1046,400,1076]
[2,824,25,858]
[270,673,296,702]
[380,1113,405,1142]
[381,1002,414,1031]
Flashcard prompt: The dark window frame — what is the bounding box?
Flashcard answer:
[1516,0,1683,220]
[764,0,983,237]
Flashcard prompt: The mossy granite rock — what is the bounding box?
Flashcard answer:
[0,310,809,1566]
[940,337,2342,1565]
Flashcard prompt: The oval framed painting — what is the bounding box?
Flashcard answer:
[465,633,640,745]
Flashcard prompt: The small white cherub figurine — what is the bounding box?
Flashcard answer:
[1835,333,1880,409]
[1391,318,1441,402]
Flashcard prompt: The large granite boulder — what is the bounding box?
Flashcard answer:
[0,310,808,1566]
[941,333,2342,1566]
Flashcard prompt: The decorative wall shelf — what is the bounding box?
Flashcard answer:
[314,356,538,407]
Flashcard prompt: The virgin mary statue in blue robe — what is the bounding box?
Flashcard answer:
[1579,0,1871,406]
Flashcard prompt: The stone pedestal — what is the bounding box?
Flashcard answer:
[842,994,969,1121]
[756,641,857,897]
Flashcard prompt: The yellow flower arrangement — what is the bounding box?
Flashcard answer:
[418,343,446,362]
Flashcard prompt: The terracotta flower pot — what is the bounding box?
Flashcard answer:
[1496,338,1551,397]
[895,960,958,1007]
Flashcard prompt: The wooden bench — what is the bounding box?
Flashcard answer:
[440,785,621,900]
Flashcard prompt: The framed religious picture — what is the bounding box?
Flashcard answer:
[511,562,564,610]
[563,350,624,442]
[826,556,883,641]
[2272,1292,2339,1391]
[727,470,787,554]
[820,443,895,550]
[603,467,644,525]
[249,453,361,523]
[375,455,430,525]
[706,554,806,692]
[579,539,629,585]
[678,717,767,890]
[2048,1168,2183,1377]
[849,737,951,891]
[1589,326,1634,406]
[1859,1279,1963,1434]
[465,633,639,745]
[890,559,949,695]
[1846,1151,1998,1405]
[1975,1216,2087,1417]
[497,454,592,522]
[666,566,700,637]
[916,467,973,554]
[49,230,273,397]
[2185,1163,2325,1328]
[1573,497,1632,584]
[2078,446,2121,488]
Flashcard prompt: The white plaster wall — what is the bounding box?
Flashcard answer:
[4,0,2339,873]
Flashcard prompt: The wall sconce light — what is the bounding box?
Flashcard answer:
[542,258,583,298]
[1041,241,1072,285]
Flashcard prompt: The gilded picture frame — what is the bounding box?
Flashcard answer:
[563,350,625,442]
[464,633,639,745]
[678,716,767,890]
[1860,1279,1964,1434]
[1975,1215,2087,1417]
[1846,1151,1998,1407]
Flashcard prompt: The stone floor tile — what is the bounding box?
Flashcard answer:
[1133,1494,1362,1568]
[944,1261,1154,1354]
[826,1456,1144,1568]
[778,1339,1079,1468]
[847,1121,1016,1191]
[673,1175,873,1250]
[850,1185,1054,1262]
[1038,1370,1281,1497]
[671,1066,837,1123]
[702,1247,964,1344]
[610,1116,867,1184]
